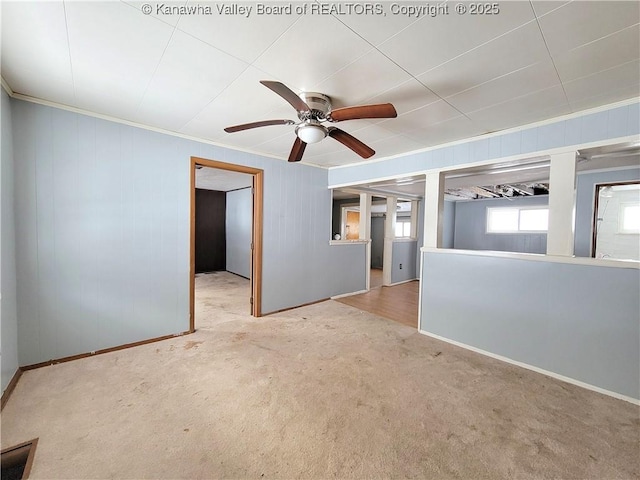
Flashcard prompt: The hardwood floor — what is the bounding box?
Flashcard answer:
[370,268,383,288]
[335,280,419,328]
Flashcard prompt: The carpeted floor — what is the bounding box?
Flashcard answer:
[1,271,638,479]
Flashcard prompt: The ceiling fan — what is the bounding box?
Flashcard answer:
[224,81,398,162]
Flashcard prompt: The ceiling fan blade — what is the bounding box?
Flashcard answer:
[328,127,375,159]
[328,103,397,122]
[224,119,294,133]
[260,80,310,113]
[288,137,307,162]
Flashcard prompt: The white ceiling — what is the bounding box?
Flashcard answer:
[2,1,639,168]
[195,166,252,191]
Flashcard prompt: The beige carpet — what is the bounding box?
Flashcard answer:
[1,271,638,479]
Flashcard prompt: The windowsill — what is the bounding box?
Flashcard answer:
[393,237,418,243]
[330,239,369,246]
[420,247,640,269]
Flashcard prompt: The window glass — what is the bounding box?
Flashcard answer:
[620,204,640,233]
[396,220,411,238]
[487,207,548,233]
[519,208,549,231]
[487,208,519,233]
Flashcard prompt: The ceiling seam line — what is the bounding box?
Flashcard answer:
[328,12,461,123]
[177,13,307,131]
[135,26,179,112]
[413,18,541,79]
[62,1,76,102]
[528,1,571,110]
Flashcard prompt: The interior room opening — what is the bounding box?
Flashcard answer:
[190,157,264,327]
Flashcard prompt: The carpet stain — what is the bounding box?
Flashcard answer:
[184,341,203,350]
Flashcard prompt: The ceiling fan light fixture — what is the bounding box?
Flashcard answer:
[296,123,327,144]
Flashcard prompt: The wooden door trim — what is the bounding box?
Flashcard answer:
[190,157,263,331]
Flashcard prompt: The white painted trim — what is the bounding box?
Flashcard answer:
[329,97,640,172]
[329,239,369,246]
[331,289,368,299]
[1,77,14,96]
[328,134,640,190]
[392,237,418,243]
[577,165,640,176]
[420,247,640,269]
[417,254,424,332]
[5,90,330,170]
[418,329,639,405]
[388,278,418,287]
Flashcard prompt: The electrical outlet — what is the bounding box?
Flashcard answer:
[399,263,403,269]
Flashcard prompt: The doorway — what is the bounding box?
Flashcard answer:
[190,157,263,331]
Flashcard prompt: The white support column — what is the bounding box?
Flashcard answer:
[359,193,372,290]
[410,200,419,239]
[547,151,577,257]
[424,172,444,248]
[358,193,372,241]
[383,196,397,286]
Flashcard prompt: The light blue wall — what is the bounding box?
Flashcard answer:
[442,200,456,249]
[329,102,640,187]
[226,187,252,278]
[371,216,384,269]
[575,167,640,257]
[328,99,640,401]
[453,195,549,253]
[391,240,417,283]
[1,90,19,392]
[421,251,640,400]
[11,99,366,366]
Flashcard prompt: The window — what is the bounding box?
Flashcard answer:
[395,220,411,238]
[619,203,640,234]
[486,206,548,233]
[594,182,640,261]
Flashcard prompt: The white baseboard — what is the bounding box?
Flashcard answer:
[419,329,640,405]
[388,278,418,287]
[331,289,368,299]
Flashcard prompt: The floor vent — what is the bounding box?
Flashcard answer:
[1,438,38,480]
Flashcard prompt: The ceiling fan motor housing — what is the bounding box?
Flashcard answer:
[298,92,332,121]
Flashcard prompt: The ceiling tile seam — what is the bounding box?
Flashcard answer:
[410,17,540,79]
[560,22,640,54]
[236,13,306,71]
[328,13,444,108]
[120,0,178,29]
[409,77,475,124]
[133,22,180,113]
[530,0,571,20]
[442,59,557,101]
[175,63,283,134]
[328,4,422,48]
[391,21,552,124]
[307,46,382,94]
[174,12,302,65]
[62,0,77,103]
[175,14,307,132]
[564,61,640,112]
[462,83,561,115]
[528,1,571,111]
[563,58,640,88]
